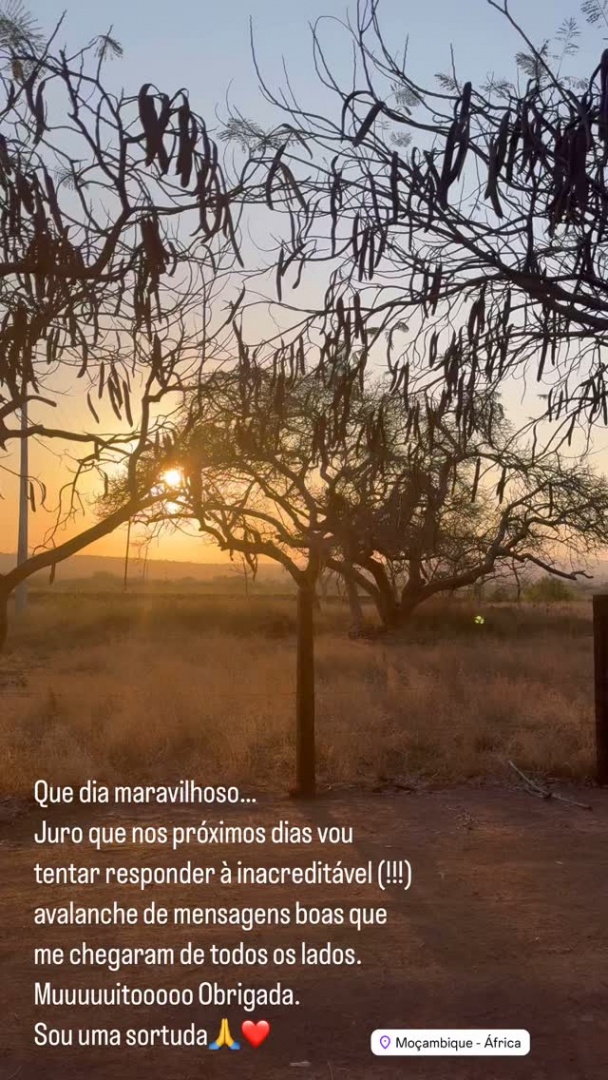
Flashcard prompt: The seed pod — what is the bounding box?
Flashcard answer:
[505,120,521,183]
[356,228,367,282]
[439,118,458,206]
[265,143,286,209]
[120,380,131,425]
[42,168,64,235]
[496,465,507,504]
[353,101,384,146]
[139,84,160,166]
[16,173,34,215]
[0,133,10,178]
[276,244,285,302]
[458,82,473,125]
[390,151,400,221]
[87,392,100,423]
[33,81,46,145]
[471,457,481,502]
[429,330,438,368]
[353,291,364,340]
[351,212,360,260]
[175,102,196,187]
[429,263,442,314]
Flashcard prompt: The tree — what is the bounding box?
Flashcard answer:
[0,5,267,648]
[100,360,608,632]
[322,396,608,627]
[238,0,608,443]
[98,350,378,797]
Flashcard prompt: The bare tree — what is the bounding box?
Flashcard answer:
[102,360,608,633]
[0,6,271,647]
[228,0,608,444]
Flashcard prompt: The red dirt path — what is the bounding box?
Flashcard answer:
[1,787,607,1080]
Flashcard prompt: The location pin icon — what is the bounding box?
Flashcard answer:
[380,1035,391,1050]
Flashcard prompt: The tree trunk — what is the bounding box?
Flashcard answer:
[295,583,316,797]
[0,587,9,653]
[346,577,366,636]
[373,590,402,629]
[366,560,401,629]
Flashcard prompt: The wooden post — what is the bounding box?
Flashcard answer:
[295,583,316,797]
[592,595,608,785]
[123,519,131,592]
[15,394,28,615]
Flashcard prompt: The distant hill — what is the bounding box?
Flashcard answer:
[0,552,289,585]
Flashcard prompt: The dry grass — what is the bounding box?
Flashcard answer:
[0,592,595,797]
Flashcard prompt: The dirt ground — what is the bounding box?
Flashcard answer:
[0,787,607,1080]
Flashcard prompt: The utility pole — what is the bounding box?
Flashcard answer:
[593,594,608,785]
[15,395,28,615]
[295,581,316,797]
[123,519,131,591]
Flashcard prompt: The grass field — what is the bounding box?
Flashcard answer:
[0,591,595,797]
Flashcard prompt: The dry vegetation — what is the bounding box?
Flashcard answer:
[0,591,595,798]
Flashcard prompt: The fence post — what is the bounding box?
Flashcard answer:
[592,595,608,785]
[295,583,316,797]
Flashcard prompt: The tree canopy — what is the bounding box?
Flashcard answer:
[226,0,608,444]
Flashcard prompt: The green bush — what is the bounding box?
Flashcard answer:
[524,576,573,603]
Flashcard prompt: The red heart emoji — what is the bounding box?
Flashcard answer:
[241,1019,270,1047]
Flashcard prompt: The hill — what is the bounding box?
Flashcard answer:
[0,552,289,585]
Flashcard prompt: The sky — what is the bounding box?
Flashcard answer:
[2,0,608,566]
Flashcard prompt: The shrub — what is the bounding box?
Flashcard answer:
[524,577,574,603]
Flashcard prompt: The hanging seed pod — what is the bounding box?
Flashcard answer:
[537,334,549,382]
[496,465,508,504]
[471,456,481,502]
[390,151,400,221]
[281,162,308,215]
[175,102,196,187]
[107,380,122,421]
[122,380,133,426]
[438,118,458,206]
[0,133,11,178]
[467,298,480,345]
[357,228,368,281]
[340,90,363,136]
[275,244,285,302]
[33,81,46,146]
[429,263,442,314]
[368,171,382,228]
[336,295,345,331]
[138,85,164,169]
[351,212,361,260]
[505,119,521,184]
[353,101,385,145]
[265,143,287,209]
[16,172,34,215]
[353,291,364,340]
[429,330,438,368]
[570,124,589,217]
[367,230,376,280]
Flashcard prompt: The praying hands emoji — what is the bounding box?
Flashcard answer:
[209,1017,240,1051]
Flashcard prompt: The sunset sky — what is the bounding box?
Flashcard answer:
[2,0,608,566]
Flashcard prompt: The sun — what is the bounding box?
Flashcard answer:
[162,468,184,489]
